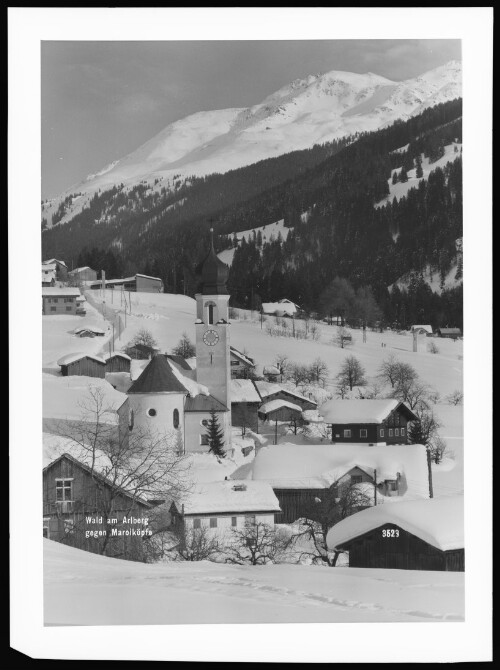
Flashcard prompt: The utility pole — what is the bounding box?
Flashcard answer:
[260,308,263,329]
[374,469,377,506]
[112,322,115,352]
[426,447,434,498]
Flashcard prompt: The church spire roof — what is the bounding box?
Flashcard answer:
[200,227,230,295]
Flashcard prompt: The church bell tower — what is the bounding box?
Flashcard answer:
[195,229,231,412]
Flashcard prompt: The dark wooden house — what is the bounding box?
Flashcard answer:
[230,346,256,379]
[319,399,418,444]
[105,352,132,373]
[230,379,261,433]
[57,353,106,378]
[326,496,464,572]
[43,453,157,558]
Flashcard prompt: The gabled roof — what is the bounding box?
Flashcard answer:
[126,343,159,355]
[319,399,417,424]
[254,381,317,406]
[326,496,464,552]
[43,452,154,508]
[437,327,462,334]
[42,287,81,297]
[69,266,93,273]
[259,399,302,416]
[43,258,67,267]
[127,355,189,394]
[57,352,106,366]
[104,352,132,361]
[184,394,228,412]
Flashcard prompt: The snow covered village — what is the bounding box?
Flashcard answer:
[36,38,469,628]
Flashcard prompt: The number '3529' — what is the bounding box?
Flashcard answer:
[382,529,399,537]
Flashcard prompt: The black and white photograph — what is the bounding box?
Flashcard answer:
[9,7,492,663]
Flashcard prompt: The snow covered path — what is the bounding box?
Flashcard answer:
[44,540,464,625]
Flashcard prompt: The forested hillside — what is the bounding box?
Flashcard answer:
[42,99,462,329]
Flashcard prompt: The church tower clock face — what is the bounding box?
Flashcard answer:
[203,329,219,346]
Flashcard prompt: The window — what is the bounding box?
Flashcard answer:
[65,306,72,311]
[401,427,405,436]
[351,474,363,484]
[343,429,351,438]
[55,479,73,502]
[388,429,393,437]
[193,518,201,529]
[64,297,73,303]
[50,306,56,312]
[245,515,256,527]
[53,298,59,303]
[231,517,237,527]
[201,419,209,427]
[206,302,216,325]
[395,428,399,436]
[147,408,157,417]
[380,429,385,438]
[230,360,239,366]
[360,429,367,438]
[386,480,398,492]
[209,518,217,528]
[43,527,49,538]
[200,434,209,446]
[173,409,179,429]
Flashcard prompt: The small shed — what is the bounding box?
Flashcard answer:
[104,352,131,373]
[263,365,280,382]
[125,343,160,360]
[57,352,106,378]
[74,325,106,338]
[436,327,462,340]
[411,325,433,336]
[326,496,464,571]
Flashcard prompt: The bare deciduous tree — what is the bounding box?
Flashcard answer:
[308,357,330,388]
[337,355,366,391]
[446,390,464,406]
[333,326,353,349]
[225,522,292,565]
[392,377,431,410]
[127,328,158,351]
[378,354,400,388]
[172,332,196,359]
[169,525,223,562]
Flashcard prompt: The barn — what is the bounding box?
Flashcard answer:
[254,380,318,412]
[89,273,164,293]
[326,496,464,571]
[104,352,132,373]
[240,443,429,524]
[57,352,106,378]
[230,378,262,433]
[319,398,418,445]
[68,266,98,283]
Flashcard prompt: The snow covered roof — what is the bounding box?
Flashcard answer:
[43,258,67,267]
[254,381,317,406]
[230,346,255,367]
[42,263,56,271]
[246,443,428,492]
[262,301,298,315]
[259,399,303,415]
[57,352,106,366]
[319,399,416,424]
[411,325,433,333]
[74,325,105,335]
[103,352,131,361]
[177,480,281,515]
[326,496,464,552]
[230,379,261,403]
[128,355,189,395]
[69,266,93,273]
[166,354,193,371]
[42,287,81,297]
[43,375,128,423]
[263,365,280,376]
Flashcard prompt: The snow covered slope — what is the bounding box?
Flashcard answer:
[44,539,464,624]
[43,61,461,224]
[218,219,291,266]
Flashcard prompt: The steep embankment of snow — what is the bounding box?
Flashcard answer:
[44,61,461,226]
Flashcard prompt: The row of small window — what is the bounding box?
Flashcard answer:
[192,515,256,529]
[46,297,74,303]
[342,428,405,438]
[50,306,73,311]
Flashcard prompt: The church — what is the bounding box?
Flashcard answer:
[126,233,232,454]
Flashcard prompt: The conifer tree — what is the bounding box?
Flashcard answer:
[392,171,398,185]
[415,155,424,178]
[206,409,225,458]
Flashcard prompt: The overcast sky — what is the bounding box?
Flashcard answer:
[41,39,461,199]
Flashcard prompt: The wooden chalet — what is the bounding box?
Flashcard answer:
[43,453,157,557]
[326,496,464,571]
[319,398,418,445]
[230,346,256,379]
[57,352,106,378]
[244,443,429,524]
[254,380,318,412]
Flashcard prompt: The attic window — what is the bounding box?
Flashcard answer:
[232,484,247,492]
[148,408,157,417]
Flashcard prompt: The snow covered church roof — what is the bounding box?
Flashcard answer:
[128,355,189,395]
[326,495,464,552]
[245,443,428,492]
[319,399,416,424]
[176,480,281,515]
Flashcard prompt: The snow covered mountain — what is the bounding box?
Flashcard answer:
[43,60,461,224]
